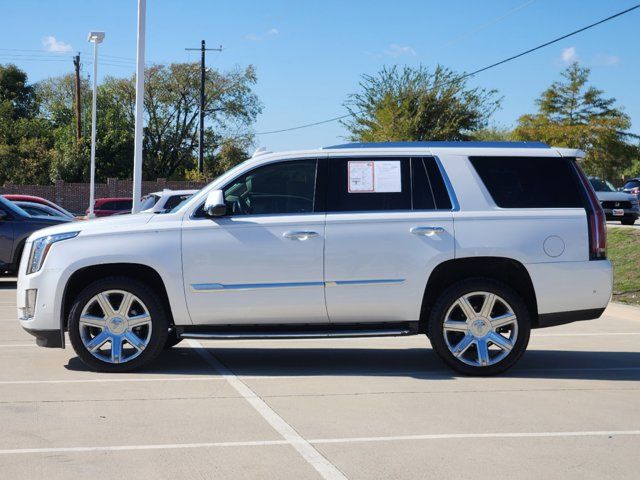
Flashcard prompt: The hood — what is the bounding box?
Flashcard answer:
[594,191,637,202]
[26,212,156,242]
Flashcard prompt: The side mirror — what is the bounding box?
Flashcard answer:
[204,190,227,217]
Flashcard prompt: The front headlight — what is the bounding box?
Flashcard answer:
[27,232,79,275]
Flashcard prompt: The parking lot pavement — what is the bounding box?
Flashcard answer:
[1,284,639,480]
[607,220,639,229]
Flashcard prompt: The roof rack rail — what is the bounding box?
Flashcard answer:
[323,141,550,150]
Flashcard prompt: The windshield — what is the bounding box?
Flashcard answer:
[140,194,159,210]
[589,178,616,192]
[0,196,31,217]
[167,159,255,214]
[168,196,193,213]
[624,180,640,189]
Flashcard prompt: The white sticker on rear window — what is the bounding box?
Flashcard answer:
[348,160,401,193]
[348,161,374,192]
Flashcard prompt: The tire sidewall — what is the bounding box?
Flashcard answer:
[68,277,169,372]
[428,278,531,376]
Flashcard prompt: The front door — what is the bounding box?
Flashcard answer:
[181,158,328,325]
[324,156,455,323]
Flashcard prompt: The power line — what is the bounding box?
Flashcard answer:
[253,3,640,136]
[185,40,223,173]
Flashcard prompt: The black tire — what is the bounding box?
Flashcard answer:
[68,276,169,372]
[621,218,636,226]
[427,278,531,376]
[164,328,183,349]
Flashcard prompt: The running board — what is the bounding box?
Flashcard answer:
[177,322,419,340]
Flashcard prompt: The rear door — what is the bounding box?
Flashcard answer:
[324,156,455,323]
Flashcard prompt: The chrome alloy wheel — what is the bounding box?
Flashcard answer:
[78,290,152,364]
[442,291,518,367]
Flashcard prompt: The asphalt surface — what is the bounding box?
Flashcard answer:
[607,220,639,229]
[1,280,640,479]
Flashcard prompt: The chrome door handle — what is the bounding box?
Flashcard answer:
[283,231,320,240]
[410,226,445,236]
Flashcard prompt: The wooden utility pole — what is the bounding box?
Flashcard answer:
[73,53,82,144]
[185,40,222,173]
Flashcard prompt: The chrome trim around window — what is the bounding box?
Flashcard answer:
[191,278,405,292]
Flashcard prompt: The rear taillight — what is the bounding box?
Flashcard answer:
[631,187,640,195]
[572,161,606,260]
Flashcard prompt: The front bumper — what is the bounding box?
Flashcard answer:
[17,264,65,349]
[22,327,63,348]
[603,207,639,221]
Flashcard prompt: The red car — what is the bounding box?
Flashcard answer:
[2,194,75,219]
[89,197,133,217]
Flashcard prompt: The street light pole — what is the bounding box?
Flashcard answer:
[87,31,105,219]
[131,0,146,214]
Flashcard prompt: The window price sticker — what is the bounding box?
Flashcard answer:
[348,160,401,193]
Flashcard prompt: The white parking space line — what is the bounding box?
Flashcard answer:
[187,339,348,480]
[0,377,224,385]
[533,332,640,337]
[2,366,640,386]
[310,430,640,444]
[1,430,638,456]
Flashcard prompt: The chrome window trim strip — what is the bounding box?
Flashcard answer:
[190,281,325,293]
[190,279,405,292]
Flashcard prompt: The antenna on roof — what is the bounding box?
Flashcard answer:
[252,147,272,157]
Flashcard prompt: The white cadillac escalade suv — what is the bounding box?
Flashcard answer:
[17,142,612,375]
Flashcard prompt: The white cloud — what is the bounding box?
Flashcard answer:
[42,36,73,53]
[561,46,578,64]
[594,53,621,66]
[383,44,416,58]
[245,28,279,41]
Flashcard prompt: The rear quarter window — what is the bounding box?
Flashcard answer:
[469,156,584,208]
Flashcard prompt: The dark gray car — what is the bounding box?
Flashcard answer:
[589,177,640,226]
[0,197,72,274]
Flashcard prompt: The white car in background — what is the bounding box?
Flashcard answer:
[140,189,197,213]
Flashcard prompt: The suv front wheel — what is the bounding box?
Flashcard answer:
[428,279,531,376]
[68,277,168,372]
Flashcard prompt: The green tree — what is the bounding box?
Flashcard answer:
[514,63,638,179]
[0,64,54,184]
[141,63,261,179]
[343,65,501,142]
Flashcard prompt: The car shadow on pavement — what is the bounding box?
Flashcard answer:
[66,346,640,381]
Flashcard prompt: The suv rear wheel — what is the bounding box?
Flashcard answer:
[427,278,531,376]
[68,277,168,372]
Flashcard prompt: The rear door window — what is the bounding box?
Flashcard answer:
[327,157,451,212]
[469,156,584,208]
[411,157,452,210]
[100,201,117,210]
[327,157,411,212]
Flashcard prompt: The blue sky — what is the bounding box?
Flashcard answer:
[0,0,638,151]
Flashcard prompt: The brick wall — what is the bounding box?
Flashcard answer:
[0,179,208,215]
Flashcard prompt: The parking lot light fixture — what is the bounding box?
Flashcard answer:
[87,31,105,218]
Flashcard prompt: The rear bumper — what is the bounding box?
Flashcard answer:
[526,260,612,316]
[536,307,606,328]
